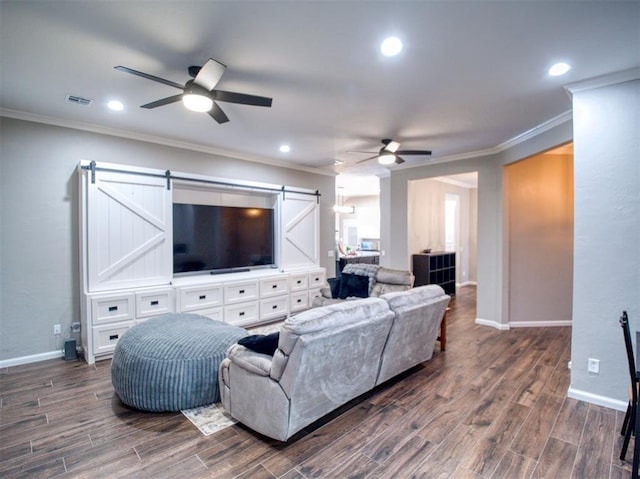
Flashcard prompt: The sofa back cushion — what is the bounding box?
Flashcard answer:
[271,297,394,435]
[376,285,450,384]
[370,267,415,297]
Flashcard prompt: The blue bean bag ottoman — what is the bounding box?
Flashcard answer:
[111,313,248,412]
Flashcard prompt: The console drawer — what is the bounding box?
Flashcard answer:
[135,289,174,318]
[290,291,309,313]
[179,285,223,312]
[195,307,223,322]
[224,302,259,326]
[308,288,323,304]
[308,270,326,289]
[92,321,134,356]
[225,281,258,304]
[260,277,289,298]
[261,296,289,321]
[91,294,134,325]
[289,273,308,292]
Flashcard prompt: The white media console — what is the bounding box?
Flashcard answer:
[78,161,325,364]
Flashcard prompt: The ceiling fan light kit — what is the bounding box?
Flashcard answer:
[378,153,396,165]
[182,82,213,112]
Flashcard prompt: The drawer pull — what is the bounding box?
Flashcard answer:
[150,300,159,306]
[297,280,302,284]
[199,295,206,300]
[314,277,320,281]
[239,289,245,294]
[108,306,118,312]
[272,305,278,309]
[109,334,119,341]
[272,284,278,289]
[239,311,245,316]
[297,299,302,303]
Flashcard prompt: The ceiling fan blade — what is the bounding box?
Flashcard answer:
[395,149,432,156]
[356,155,378,164]
[140,94,183,109]
[193,58,227,91]
[382,140,401,152]
[212,90,273,107]
[208,102,229,124]
[114,66,184,90]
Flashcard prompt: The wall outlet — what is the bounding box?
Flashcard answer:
[588,358,600,374]
[53,324,62,335]
[328,250,334,258]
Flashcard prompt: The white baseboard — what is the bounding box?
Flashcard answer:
[475,318,510,330]
[509,320,572,328]
[567,387,627,412]
[0,350,63,368]
[475,318,571,330]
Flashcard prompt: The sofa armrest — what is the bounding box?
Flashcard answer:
[226,344,272,376]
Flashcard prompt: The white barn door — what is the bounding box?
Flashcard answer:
[280,192,319,270]
[85,169,172,292]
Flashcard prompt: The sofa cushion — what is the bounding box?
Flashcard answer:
[338,273,369,299]
[327,277,341,298]
[341,263,380,295]
[238,332,280,356]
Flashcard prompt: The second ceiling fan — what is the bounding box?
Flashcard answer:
[357,139,432,165]
[115,58,272,124]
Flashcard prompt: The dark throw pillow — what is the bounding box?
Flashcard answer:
[338,273,370,299]
[327,277,341,298]
[238,332,280,356]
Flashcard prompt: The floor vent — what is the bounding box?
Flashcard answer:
[65,94,93,106]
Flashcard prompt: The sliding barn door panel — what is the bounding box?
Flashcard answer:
[280,193,319,270]
[86,170,172,292]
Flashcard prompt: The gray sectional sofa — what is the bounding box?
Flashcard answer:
[312,263,415,307]
[218,284,450,441]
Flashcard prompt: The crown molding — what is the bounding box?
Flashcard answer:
[0,108,335,177]
[564,66,640,94]
[1,106,574,177]
[395,110,573,171]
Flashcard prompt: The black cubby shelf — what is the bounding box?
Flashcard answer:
[412,252,456,296]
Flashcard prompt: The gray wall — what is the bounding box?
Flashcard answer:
[0,117,335,361]
[385,153,505,326]
[383,121,573,328]
[569,78,640,406]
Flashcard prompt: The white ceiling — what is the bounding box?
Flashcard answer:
[1,1,638,177]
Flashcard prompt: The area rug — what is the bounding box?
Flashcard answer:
[182,320,283,435]
[182,402,236,436]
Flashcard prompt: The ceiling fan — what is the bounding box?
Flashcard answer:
[114,58,272,124]
[356,139,432,165]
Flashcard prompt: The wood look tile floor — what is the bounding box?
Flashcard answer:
[0,286,633,478]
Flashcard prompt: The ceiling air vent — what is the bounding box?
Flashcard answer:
[65,94,93,106]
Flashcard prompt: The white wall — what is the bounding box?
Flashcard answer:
[407,178,477,284]
[568,76,640,408]
[0,118,335,362]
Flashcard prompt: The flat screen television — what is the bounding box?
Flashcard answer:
[172,203,275,274]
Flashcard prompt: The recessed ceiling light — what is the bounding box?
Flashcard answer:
[381,37,403,57]
[107,100,124,111]
[548,62,571,76]
[334,160,344,166]
[279,144,291,153]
